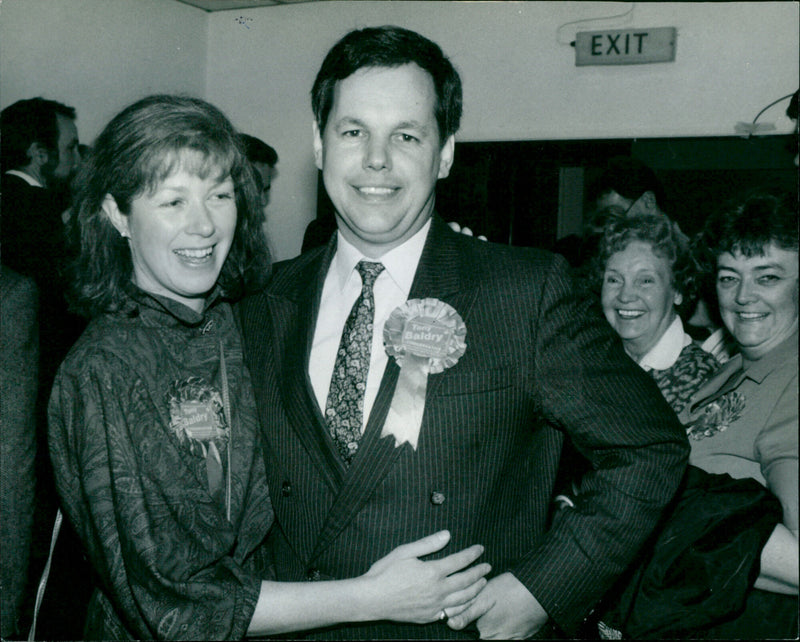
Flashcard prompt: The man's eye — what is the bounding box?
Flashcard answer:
[397,133,419,143]
[342,129,362,138]
[757,275,780,285]
[162,199,183,208]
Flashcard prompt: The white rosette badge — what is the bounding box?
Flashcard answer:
[382,298,466,449]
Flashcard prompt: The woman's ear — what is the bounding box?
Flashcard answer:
[101,194,130,238]
[673,291,684,307]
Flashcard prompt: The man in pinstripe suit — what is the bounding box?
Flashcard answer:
[239,26,688,639]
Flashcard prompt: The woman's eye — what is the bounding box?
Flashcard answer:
[757,274,780,285]
[162,199,183,208]
[214,191,234,201]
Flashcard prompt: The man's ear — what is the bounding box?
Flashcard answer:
[26,141,50,168]
[437,134,455,180]
[312,120,324,171]
[640,191,659,214]
[101,194,130,239]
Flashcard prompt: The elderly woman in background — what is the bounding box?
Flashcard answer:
[596,213,719,414]
[48,94,489,640]
[680,190,798,637]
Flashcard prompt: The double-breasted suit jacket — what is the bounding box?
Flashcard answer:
[239,216,688,638]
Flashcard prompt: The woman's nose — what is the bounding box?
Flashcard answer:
[735,278,757,304]
[187,201,215,236]
[618,282,637,302]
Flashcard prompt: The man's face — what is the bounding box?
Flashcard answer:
[313,63,455,258]
[44,113,79,186]
[595,189,658,218]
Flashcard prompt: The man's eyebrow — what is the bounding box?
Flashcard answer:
[333,116,367,128]
[395,120,427,130]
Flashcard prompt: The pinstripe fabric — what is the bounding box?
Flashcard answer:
[238,216,689,639]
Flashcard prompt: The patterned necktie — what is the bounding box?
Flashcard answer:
[325,260,385,465]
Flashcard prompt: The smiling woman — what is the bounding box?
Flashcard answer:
[680,190,798,637]
[595,213,719,414]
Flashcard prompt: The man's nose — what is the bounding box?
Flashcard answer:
[363,138,390,171]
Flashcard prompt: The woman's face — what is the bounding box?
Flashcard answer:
[716,243,799,360]
[107,158,237,313]
[602,240,681,360]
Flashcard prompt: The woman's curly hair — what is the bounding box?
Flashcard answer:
[594,213,698,318]
[66,94,271,318]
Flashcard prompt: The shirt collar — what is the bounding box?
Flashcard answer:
[5,169,43,188]
[742,330,799,383]
[331,218,431,296]
[636,315,691,371]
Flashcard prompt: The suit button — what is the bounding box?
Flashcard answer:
[306,568,321,581]
[430,491,446,505]
[281,481,292,497]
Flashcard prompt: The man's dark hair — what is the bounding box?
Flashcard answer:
[1,97,76,172]
[240,134,278,167]
[311,25,462,145]
[587,156,667,208]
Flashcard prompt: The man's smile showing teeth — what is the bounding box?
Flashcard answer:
[617,309,645,319]
[737,311,767,319]
[174,247,214,260]
[356,186,397,196]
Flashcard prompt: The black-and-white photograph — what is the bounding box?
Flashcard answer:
[1,2,797,639]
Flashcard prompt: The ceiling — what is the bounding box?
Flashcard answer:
[175,0,324,11]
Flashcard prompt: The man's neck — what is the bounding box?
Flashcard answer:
[19,164,48,188]
[5,168,46,188]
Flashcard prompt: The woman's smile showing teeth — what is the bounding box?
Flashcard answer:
[174,246,214,261]
[617,309,645,319]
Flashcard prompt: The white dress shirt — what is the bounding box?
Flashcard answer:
[635,315,692,371]
[5,169,43,188]
[309,219,431,432]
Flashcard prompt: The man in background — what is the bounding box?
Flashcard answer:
[1,97,88,639]
[241,133,279,210]
[0,267,38,640]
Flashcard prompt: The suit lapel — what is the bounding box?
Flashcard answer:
[310,216,479,559]
[277,239,346,491]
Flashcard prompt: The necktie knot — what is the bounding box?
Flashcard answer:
[356,260,384,291]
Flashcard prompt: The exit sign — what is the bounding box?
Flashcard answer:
[575,27,676,66]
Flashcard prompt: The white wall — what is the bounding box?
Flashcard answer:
[0,0,207,145]
[3,1,797,261]
[205,1,799,260]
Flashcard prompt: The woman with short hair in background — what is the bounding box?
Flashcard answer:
[596,212,719,413]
